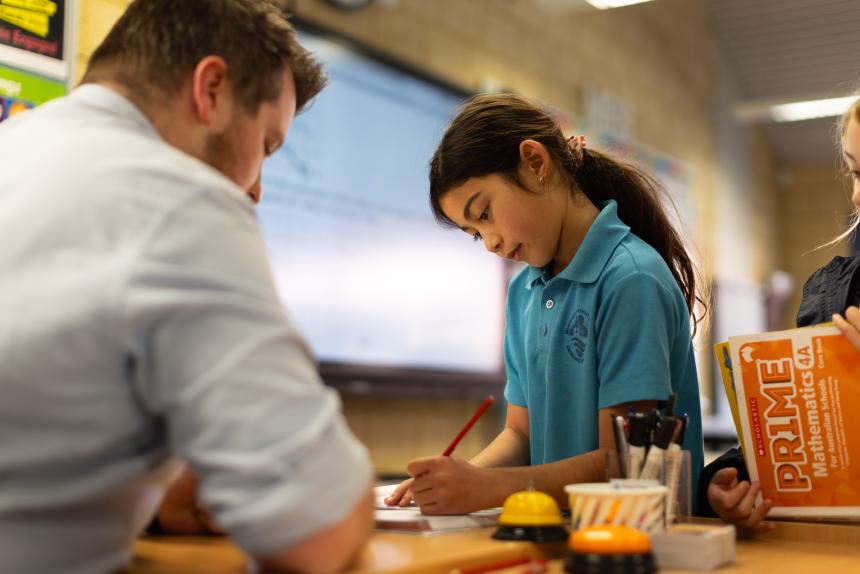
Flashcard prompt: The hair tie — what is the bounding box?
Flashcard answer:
[567,134,587,166]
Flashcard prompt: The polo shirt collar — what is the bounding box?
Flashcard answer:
[525,199,630,288]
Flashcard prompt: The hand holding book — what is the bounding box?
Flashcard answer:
[714,323,860,520]
[833,306,860,351]
[706,467,774,533]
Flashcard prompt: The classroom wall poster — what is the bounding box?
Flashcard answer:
[0,0,65,61]
[0,0,69,83]
[0,62,64,122]
[0,0,68,121]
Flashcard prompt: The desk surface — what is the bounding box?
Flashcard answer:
[128,520,860,573]
[130,528,557,574]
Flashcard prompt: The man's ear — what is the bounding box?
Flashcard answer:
[190,55,233,132]
[519,139,550,181]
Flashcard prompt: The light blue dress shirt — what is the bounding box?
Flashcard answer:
[0,84,372,573]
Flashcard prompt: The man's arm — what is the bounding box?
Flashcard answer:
[124,189,374,567]
[153,468,374,572]
[258,484,374,573]
[155,466,222,534]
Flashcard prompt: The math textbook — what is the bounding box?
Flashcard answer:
[715,324,860,519]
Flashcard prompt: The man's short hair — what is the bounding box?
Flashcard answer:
[82,0,326,113]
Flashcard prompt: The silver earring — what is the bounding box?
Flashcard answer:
[539,176,545,185]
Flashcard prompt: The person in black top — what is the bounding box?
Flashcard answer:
[700,95,860,531]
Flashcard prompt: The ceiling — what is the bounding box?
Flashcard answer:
[703,0,860,165]
[535,0,860,165]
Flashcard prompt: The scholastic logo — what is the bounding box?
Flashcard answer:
[749,397,765,457]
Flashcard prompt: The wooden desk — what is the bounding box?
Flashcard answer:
[129,528,561,574]
[128,521,860,573]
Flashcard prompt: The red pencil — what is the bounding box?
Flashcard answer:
[442,395,494,456]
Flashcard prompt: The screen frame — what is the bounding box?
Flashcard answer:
[286,18,507,398]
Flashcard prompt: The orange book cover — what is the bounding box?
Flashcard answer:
[729,325,860,518]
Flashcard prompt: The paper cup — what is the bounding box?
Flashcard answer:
[564,481,667,533]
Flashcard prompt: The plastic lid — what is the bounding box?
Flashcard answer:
[498,490,565,526]
[568,525,652,555]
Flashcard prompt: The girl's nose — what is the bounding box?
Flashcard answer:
[483,233,502,254]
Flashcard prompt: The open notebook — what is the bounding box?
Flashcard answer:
[373,484,500,533]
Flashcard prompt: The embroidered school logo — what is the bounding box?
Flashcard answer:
[564,309,590,362]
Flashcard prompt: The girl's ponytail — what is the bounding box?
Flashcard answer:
[569,148,704,332]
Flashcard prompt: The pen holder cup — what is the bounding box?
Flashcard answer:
[660,448,692,525]
[564,482,668,534]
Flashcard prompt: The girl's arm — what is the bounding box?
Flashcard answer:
[469,403,530,468]
[407,400,656,514]
[385,403,529,507]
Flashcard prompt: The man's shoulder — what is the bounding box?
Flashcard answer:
[87,123,239,201]
[4,89,245,208]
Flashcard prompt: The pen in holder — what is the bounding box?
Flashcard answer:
[603,448,624,481]
[615,448,691,525]
[624,412,650,480]
[662,448,691,524]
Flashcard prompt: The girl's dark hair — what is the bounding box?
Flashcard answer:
[429,93,705,331]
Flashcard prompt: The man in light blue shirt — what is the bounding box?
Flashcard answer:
[0,1,373,572]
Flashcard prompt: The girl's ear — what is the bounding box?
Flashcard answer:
[518,139,550,181]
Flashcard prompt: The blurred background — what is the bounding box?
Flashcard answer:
[9,0,856,474]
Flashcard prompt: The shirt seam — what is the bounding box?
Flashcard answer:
[106,184,250,399]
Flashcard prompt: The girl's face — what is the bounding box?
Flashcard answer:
[842,115,860,213]
[439,170,567,268]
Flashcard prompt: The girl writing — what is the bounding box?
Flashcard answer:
[386,93,705,513]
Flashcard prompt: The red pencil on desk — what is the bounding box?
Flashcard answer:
[442,395,494,456]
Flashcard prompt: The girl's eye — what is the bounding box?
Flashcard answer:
[479,207,489,221]
[472,231,482,242]
[852,171,860,181]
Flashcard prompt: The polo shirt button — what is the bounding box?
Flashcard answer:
[545,299,554,310]
[540,325,548,336]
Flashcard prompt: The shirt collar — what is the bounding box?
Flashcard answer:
[525,199,630,289]
[70,83,160,139]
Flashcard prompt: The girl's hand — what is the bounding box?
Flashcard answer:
[383,477,415,507]
[833,306,860,351]
[405,456,496,515]
[707,467,774,533]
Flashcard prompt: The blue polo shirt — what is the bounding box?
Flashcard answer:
[503,200,703,498]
